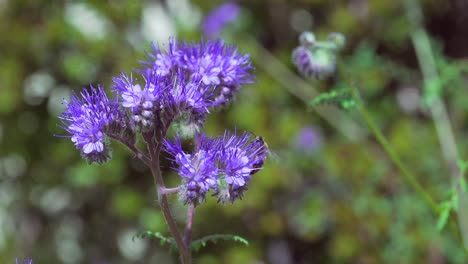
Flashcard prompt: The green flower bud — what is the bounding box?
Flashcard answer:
[328,32,346,50]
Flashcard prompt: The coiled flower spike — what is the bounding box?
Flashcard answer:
[59,86,125,164]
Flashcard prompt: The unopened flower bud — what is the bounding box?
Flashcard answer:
[142,101,153,110]
[141,119,151,128]
[299,31,316,47]
[292,46,336,79]
[132,115,142,123]
[187,180,197,190]
[141,110,153,119]
[328,32,346,50]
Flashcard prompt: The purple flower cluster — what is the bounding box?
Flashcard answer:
[59,37,267,205]
[164,132,268,205]
[144,39,254,106]
[59,39,254,162]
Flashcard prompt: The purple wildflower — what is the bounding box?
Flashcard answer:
[292,46,314,77]
[202,2,240,38]
[164,131,268,205]
[59,86,124,164]
[214,131,268,203]
[177,40,254,96]
[292,46,336,79]
[293,126,322,153]
[164,134,219,205]
[292,31,343,79]
[144,39,254,106]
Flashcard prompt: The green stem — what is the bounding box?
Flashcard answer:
[405,0,468,250]
[354,93,439,214]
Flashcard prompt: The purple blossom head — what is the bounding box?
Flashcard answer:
[59,86,124,164]
[293,126,322,153]
[292,31,343,79]
[202,2,240,38]
[164,134,219,205]
[177,40,254,94]
[143,39,254,107]
[292,46,314,77]
[157,70,217,136]
[111,71,167,131]
[164,131,268,205]
[292,46,336,79]
[214,131,268,203]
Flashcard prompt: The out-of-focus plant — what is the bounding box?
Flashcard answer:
[56,38,268,264]
[201,1,240,39]
[291,0,468,258]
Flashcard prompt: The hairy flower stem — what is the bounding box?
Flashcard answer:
[184,204,195,247]
[353,91,439,214]
[111,136,151,167]
[147,140,192,264]
[160,187,181,196]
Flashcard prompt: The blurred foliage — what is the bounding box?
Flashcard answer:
[1,0,468,263]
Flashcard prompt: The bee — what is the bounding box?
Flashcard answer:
[250,160,264,175]
[250,136,269,175]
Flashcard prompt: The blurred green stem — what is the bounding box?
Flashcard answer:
[353,91,439,214]
[405,0,468,250]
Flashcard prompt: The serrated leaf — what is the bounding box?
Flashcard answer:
[132,231,174,248]
[309,88,356,111]
[190,234,249,252]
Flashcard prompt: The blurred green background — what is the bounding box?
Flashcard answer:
[1,0,468,263]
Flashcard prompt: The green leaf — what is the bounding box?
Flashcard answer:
[309,88,356,111]
[190,234,249,252]
[437,187,459,231]
[132,230,175,248]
